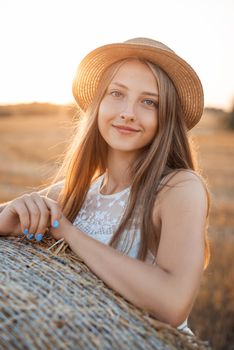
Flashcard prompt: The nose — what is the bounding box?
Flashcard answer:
[120,103,136,121]
[120,114,135,121]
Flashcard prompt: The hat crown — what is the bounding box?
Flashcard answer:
[124,37,174,53]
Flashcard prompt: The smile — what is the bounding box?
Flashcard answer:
[112,125,140,134]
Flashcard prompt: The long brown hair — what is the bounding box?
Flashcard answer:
[56,58,210,269]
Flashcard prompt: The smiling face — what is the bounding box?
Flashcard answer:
[97,59,159,158]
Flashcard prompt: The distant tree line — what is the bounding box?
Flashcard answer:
[228,99,234,130]
[0,102,75,118]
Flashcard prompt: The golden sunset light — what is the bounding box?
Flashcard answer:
[0,2,234,350]
[0,0,233,110]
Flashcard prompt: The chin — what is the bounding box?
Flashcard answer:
[109,145,138,153]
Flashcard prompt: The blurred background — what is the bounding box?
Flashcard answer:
[0,0,233,349]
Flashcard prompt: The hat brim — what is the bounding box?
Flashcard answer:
[73,43,204,130]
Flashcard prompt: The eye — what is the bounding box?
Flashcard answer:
[143,99,158,108]
[110,90,122,98]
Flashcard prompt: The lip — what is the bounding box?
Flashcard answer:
[112,125,140,132]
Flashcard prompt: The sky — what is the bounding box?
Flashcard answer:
[0,0,233,110]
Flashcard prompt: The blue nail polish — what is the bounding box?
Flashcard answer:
[36,233,43,241]
[28,234,34,240]
[24,228,29,235]
[52,220,59,228]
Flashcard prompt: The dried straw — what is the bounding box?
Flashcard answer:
[0,237,211,350]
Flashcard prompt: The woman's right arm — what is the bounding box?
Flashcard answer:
[0,202,9,214]
[37,180,64,200]
[0,180,64,236]
[0,180,64,214]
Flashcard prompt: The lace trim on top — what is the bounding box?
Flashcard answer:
[73,174,155,263]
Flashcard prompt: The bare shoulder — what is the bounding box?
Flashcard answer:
[159,169,207,198]
[161,169,206,186]
[155,169,209,221]
[38,180,64,201]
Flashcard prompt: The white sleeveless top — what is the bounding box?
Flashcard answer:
[73,173,155,263]
[73,173,193,335]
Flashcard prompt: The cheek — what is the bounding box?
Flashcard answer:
[98,100,111,126]
[98,96,123,118]
[97,102,107,130]
[98,100,106,116]
[143,113,158,135]
[98,98,121,134]
[97,102,112,138]
[97,114,104,139]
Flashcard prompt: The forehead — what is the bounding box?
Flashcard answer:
[109,59,158,91]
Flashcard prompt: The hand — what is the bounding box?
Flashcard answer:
[0,192,63,240]
[48,214,73,241]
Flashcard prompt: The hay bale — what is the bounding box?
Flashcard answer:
[0,238,211,350]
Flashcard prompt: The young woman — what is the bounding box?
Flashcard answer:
[0,38,210,335]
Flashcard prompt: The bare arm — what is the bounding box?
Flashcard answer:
[0,181,64,236]
[0,180,64,214]
[0,181,64,232]
[37,180,64,200]
[153,171,208,320]
[0,202,10,214]
[52,171,208,327]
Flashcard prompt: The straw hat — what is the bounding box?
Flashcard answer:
[72,37,204,130]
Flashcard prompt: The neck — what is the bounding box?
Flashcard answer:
[100,149,137,195]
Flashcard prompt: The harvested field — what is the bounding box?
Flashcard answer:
[0,106,233,349]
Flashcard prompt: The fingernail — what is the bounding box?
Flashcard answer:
[27,234,34,240]
[52,220,59,228]
[24,228,29,235]
[36,233,43,241]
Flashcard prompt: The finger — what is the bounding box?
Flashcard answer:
[44,197,62,228]
[23,194,41,234]
[30,193,51,235]
[11,199,30,234]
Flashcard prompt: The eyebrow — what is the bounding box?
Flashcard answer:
[111,82,159,97]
